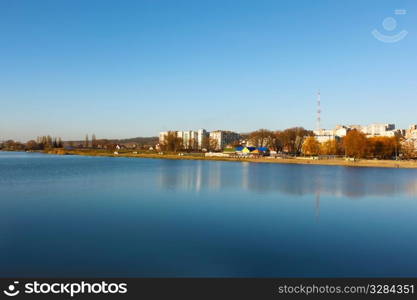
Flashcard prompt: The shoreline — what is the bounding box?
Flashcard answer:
[33,149,417,169]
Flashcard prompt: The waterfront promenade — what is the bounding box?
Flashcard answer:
[42,149,417,169]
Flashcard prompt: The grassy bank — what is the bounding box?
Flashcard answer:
[42,148,417,169]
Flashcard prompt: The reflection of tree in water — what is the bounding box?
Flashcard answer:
[242,164,417,198]
[406,179,417,196]
[158,160,417,198]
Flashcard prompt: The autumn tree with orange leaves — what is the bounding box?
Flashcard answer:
[343,129,368,158]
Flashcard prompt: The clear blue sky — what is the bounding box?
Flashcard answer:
[1,0,416,141]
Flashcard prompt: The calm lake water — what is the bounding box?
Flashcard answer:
[1,151,417,277]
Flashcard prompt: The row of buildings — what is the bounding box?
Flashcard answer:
[314,123,417,150]
[159,123,417,151]
[159,129,240,150]
[314,123,399,143]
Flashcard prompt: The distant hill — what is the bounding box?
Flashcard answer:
[117,137,158,145]
[64,136,158,147]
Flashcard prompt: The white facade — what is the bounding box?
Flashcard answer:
[209,130,240,150]
[404,125,417,151]
[334,125,348,137]
[182,131,191,148]
[197,129,208,149]
[313,129,336,143]
[209,131,222,150]
[159,131,169,144]
[181,130,198,149]
[361,123,396,137]
[159,129,204,149]
[314,123,398,143]
[405,124,417,139]
[159,132,166,144]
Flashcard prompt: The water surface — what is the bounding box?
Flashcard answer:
[1,151,417,277]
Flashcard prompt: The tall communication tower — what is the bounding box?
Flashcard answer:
[316,90,321,133]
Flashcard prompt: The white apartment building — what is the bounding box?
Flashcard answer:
[209,130,240,150]
[159,131,171,144]
[182,130,198,149]
[313,129,336,143]
[159,130,183,145]
[334,125,348,137]
[405,124,417,139]
[314,123,398,143]
[361,123,396,137]
[197,129,209,149]
[159,129,208,149]
[159,132,167,144]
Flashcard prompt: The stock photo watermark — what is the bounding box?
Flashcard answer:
[2,281,128,298]
[372,9,408,43]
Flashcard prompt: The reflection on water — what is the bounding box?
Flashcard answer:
[315,192,320,223]
[158,160,417,198]
[2,152,417,277]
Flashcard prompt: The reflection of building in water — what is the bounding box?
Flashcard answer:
[195,162,202,192]
[158,161,240,191]
[239,163,417,198]
[157,161,203,191]
[241,162,250,190]
[315,192,320,223]
[158,160,417,198]
[406,179,417,197]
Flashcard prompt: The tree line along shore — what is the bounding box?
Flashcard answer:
[1,127,417,169]
[0,148,414,169]
[49,149,417,169]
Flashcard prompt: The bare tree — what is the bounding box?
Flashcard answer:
[249,129,275,148]
[92,134,97,148]
[160,132,183,152]
[85,134,89,148]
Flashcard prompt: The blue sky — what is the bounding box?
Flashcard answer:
[0,0,416,141]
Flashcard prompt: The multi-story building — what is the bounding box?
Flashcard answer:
[313,129,336,143]
[182,130,198,149]
[402,124,417,156]
[197,129,209,149]
[405,124,417,139]
[361,123,396,137]
[160,129,239,150]
[334,125,349,137]
[314,123,398,143]
[159,131,169,144]
[159,129,204,149]
[209,130,240,150]
[159,130,182,146]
